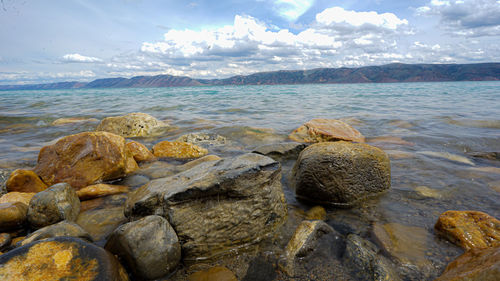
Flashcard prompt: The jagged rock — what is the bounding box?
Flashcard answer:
[126,141,155,162]
[292,141,391,206]
[175,133,227,146]
[0,202,27,232]
[289,118,365,143]
[435,210,500,250]
[34,131,138,189]
[344,234,400,281]
[0,192,35,205]
[253,142,307,161]
[27,183,80,229]
[96,112,167,137]
[0,237,129,281]
[105,215,181,280]
[21,220,92,246]
[76,184,129,201]
[188,266,237,281]
[152,140,208,159]
[435,245,500,281]
[125,153,287,260]
[6,169,48,193]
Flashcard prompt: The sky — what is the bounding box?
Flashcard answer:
[1,0,499,84]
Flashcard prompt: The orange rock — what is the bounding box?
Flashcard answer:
[0,202,28,231]
[289,118,365,143]
[435,210,500,250]
[126,141,155,162]
[34,132,138,189]
[10,236,25,246]
[77,184,129,201]
[188,266,237,281]
[435,246,500,281]
[6,169,48,193]
[0,192,35,206]
[153,141,208,159]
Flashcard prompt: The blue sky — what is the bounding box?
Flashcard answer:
[1,0,499,84]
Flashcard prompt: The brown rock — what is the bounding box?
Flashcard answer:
[0,192,35,206]
[34,131,138,189]
[76,184,129,201]
[0,233,11,250]
[435,246,500,281]
[305,206,327,220]
[0,202,28,231]
[435,210,500,250]
[96,112,167,137]
[126,141,155,162]
[51,117,99,126]
[289,118,365,143]
[153,141,208,159]
[6,169,48,193]
[188,266,237,281]
[77,206,127,244]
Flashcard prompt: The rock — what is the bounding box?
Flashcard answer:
[0,237,129,281]
[253,142,307,161]
[126,141,155,162]
[34,131,138,189]
[125,153,287,260]
[0,192,35,205]
[152,140,208,159]
[243,257,277,281]
[0,233,11,250]
[51,117,99,126]
[385,149,415,159]
[435,246,500,281]
[470,151,500,161]
[305,206,327,220]
[10,236,25,247]
[372,222,432,269]
[468,166,500,174]
[289,118,365,143]
[21,220,92,246]
[79,194,128,213]
[178,155,222,171]
[5,169,48,193]
[0,202,28,231]
[417,151,475,166]
[415,186,442,199]
[283,220,343,276]
[344,234,400,281]
[27,183,80,229]
[76,184,129,200]
[96,112,167,137]
[105,215,181,279]
[188,266,237,281]
[435,210,500,250]
[215,126,286,147]
[292,141,391,206]
[76,206,127,245]
[135,161,176,179]
[175,133,227,146]
[117,174,150,188]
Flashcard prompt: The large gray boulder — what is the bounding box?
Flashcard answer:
[292,141,391,206]
[105,215,181,280]
[27,183,80,229]
[125,153,287,261]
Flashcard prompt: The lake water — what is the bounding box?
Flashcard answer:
[0,81,499,280]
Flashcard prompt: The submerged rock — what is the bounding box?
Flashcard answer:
[435,245,500,281]
[5,169,48,193]
[305,206,327,221]
[470,151,500,161]
[0,202,28,232]
[0,192,35,205]
[435,210,500,250]
[188,266,237,281]
[125,153,287,260]
[76,184,129,201]
[253,142,307,161]
[105,215,181,280]
[27,183,80,229]
[417,151,475,166]
[152,140,208,159]
[175,133,227,146]
[21,220,92,246]
[292,141,391,206]
[0,237,129,281]
[96,112,167,137]
[51,117,99,126]
[289,118,365,143]
[126,141,155,162]
[34,131,138,189]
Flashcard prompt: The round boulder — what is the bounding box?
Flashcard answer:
[96,112,167,137]
[292,141,390,206]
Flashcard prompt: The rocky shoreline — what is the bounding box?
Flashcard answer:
[0,113,498,280]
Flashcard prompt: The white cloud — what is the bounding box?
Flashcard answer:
[274,0,314,21]
[62,53,103,63]
[316,7,408,30]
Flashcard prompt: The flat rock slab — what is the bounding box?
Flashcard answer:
[253,142,307,161]
[125,153,287,261]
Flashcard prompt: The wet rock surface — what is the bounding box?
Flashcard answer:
[0,202,27,232]
[27,183,80,229]
[153,140,209,159]
[34,131,138,188]
[125,153,287,260]
[188,266,237,281]
[175,133,227,146]
[76,184,129,200]
[289,118,365,143]
[0,192,35,205]
[292,141,391,206]
[5,169,48,193]
[21,220,92,246]
[126,141,155,162]
[96,112,168,137]
[76,206,127,245]
[253,142,307,161]
[106,215,181,280]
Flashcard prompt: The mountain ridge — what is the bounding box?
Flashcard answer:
[2,63,499,90]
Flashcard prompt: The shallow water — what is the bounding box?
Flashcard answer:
[1,81,499,280]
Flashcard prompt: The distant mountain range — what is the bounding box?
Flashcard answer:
[2,63,499,90]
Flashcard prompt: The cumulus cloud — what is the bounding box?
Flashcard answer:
[62,53,103,63]
[315,7,408,30]
[417,0,500,36]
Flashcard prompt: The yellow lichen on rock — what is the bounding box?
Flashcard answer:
[153,140,208,159]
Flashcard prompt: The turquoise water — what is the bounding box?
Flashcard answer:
[0,81,499,279]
